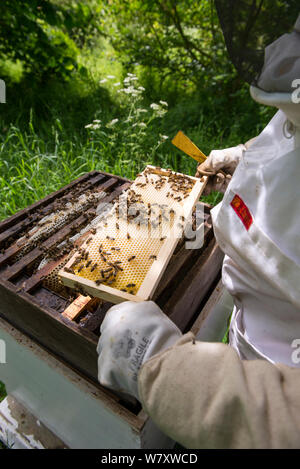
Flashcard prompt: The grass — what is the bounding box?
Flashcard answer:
[0,381,6,402]
[0,97,273,221]
[0,34,275,221]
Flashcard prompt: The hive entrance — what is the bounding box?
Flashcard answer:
[60,166,206,303]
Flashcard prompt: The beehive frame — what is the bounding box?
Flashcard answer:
[60,166,206,303]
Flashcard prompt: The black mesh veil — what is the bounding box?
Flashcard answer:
[215,0,299,84]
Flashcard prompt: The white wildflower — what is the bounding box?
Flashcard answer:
[160,134,169,140]
[93,119,101,123]
[113,82,121,87]
[138,86,145,91]
[124,75,138,83]
[99,78,107,84]
[150,103,160,110]
[85,123,93,128]
[107,75,115,79]
[107,118,119,127]
[159,100,168,107]
[137,108,148,113]
[122,86,140,96]
[139,122,147,128]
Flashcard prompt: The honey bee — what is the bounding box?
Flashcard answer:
[149,254,157,260]
[64,267,74,274]
[128,255,136,262]
[104,267,113,273]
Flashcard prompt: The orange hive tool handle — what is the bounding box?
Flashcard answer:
[172,131,207,164]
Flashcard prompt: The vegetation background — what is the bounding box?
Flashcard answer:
[0,0,277,222]
[0,0,281,419]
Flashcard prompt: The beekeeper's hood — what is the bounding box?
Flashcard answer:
[215,2,300,127]
[255,14,300,94]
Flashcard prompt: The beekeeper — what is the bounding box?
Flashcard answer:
[97,11,300,448]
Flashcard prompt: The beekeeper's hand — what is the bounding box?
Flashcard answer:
[196,144,246,176]
[97,301,182,399]
[196,144,246,194]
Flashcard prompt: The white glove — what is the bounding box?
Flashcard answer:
[97,301,182,399]
[196,144,246,176]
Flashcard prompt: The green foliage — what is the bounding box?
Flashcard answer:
[85,73,170,177]
[0,1,277,222]
[104,0,236,93]
[0,0,104,83]
[0,382,6,403]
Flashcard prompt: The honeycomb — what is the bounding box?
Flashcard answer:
[61,166,203,299]
[13,190,106,264]
[39,252,73,297]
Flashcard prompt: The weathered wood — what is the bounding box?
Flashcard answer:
[0,178,119,272]
[153,215,213,301]
[190,279,225,336]
[165,239,224,331]
[0,172,95,234]
[22,255,70,293]
[0,277,99,381]
[0,172,105,244]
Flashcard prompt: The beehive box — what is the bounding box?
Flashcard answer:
[0,170,223,385]
[60,166,206,303]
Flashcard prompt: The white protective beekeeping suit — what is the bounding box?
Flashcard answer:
[211,14,300,365]
[97,12,300,449]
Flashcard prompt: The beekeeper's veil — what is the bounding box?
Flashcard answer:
[215,1,300,129]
